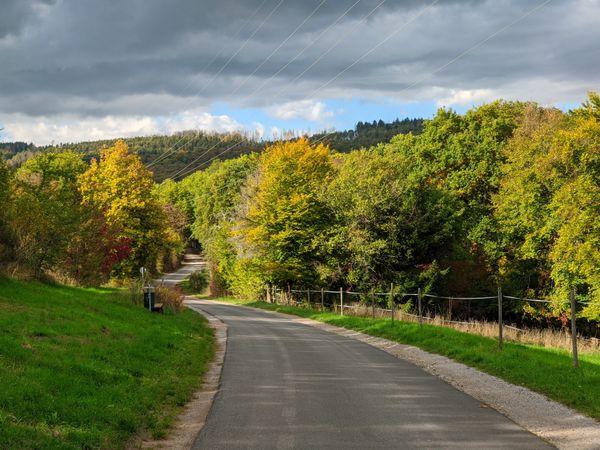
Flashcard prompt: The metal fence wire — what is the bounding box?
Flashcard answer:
[269,285,598,368]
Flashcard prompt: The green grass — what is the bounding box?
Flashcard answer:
[0,277,214,449]
[214,298,600,422]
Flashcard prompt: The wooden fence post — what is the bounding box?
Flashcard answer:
[390,283,394,324]
[417,287,423,326]
[371,290,375,319]
[307,289,310,306]
[340,287,344,316]
[321,288,324,310]
[498,286,503,351]
[570,287,579,368]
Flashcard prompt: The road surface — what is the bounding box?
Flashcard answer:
[159,253,206,287]
[188,301,552,449]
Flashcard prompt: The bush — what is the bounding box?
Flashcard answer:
[188,270,209,293]
[155,285,185,313]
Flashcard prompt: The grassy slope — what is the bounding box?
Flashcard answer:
[0,278,213,449]
[216,299,600,422]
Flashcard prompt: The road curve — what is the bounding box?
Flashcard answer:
[189,301,552,449]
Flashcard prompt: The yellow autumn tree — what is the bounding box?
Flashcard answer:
[234,138,334,296]
[78,140,179,278]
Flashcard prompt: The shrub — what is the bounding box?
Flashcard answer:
[155,285,185,313]
[188,270,209,293]
[128,278,144,305]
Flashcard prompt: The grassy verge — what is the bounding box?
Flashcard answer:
[0,277,214,449]
[213,298,600,422]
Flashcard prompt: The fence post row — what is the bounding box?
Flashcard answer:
[272,283,586,370]
[570,287,579,369]
[390,283,394,324]
[417,287,423,326]
[498,286,503,351]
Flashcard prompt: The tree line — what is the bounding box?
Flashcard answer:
[0,141,184,285]
[1,95,597,330]
[162,94,599,328]
[0,118,423,182]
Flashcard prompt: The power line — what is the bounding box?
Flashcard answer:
[308,0,440,99]
[246,0,364,100]
[160,0,329,176]
[271,0,386,100]
[229,0,327,97]
[146,0,283,169]
[163,0,363,180]
[172,0,436,177]
[173,139,247,180]
[169,0,553,179]
[170,136,244,179]
[310,0,553,146]
[165,0,390,179]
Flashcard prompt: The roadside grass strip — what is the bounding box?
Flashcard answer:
[215,298,600,422]
[0,278,214,449]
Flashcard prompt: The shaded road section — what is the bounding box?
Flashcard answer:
[159,253,205,287]
[190,301,552,449]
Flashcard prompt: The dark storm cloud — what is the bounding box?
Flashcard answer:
[0,0,598,122]
[0,0,56,38]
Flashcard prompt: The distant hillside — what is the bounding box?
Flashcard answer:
[1,117,423,181]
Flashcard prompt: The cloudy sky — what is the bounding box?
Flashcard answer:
[0,0,598,145]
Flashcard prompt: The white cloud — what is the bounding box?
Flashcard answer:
[1,110,245,145]
[435,88,495,107]
[267,100,334,122]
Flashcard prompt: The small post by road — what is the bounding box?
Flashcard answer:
[340,287,344,316]
[417,287,423,326]
[497,286,503,351]
[570,287,579,368]
[371,290,376,319]
[307,289,310,306]
[287,284,291,305]
[321,288,324,310]
[390,283,394,324]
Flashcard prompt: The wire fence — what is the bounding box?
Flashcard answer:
[263,285,599,368]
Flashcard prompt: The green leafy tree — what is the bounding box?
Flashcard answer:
[0,158,13,261]
[189,155,257,295]
[10,151,87,277]
[321,147,458,292]
[389,101,528,293]
[492,93,600,320]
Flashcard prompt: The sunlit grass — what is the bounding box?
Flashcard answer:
[0,278,214,449]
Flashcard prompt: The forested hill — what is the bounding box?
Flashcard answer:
[0,117,423,181]
[312,118,424,152]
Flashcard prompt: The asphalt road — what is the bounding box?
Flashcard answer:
[158,254,206,287]
[189,302,552,449]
